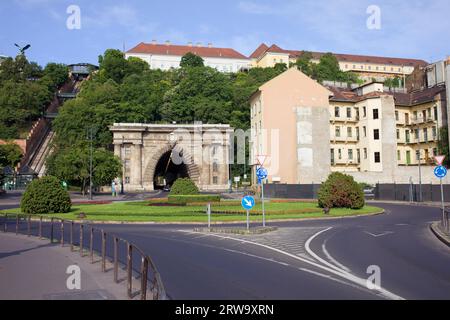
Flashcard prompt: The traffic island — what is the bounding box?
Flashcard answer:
[193,226,278,235]
[430,222,450,247]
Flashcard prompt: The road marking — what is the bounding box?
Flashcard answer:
[322,240,351,273]
[178,230,404,300]
[364,231,394,237]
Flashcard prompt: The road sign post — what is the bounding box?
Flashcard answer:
[434,162,447,229]
[256,167,268,228]
[241,196,255,231]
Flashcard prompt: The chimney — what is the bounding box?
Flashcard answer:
[151,39,157,45]
[208,43,213,48]
[165,40,171,46]
[196,42,202,47]
[188,42,193,47]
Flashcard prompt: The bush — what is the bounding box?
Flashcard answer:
[20,176,72,214]
[318,173,365,209]
[168,194,220,205]
[169,178,199,195]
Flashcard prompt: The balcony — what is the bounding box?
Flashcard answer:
[331,136,359,143]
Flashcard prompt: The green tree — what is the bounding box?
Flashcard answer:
[0,143,23,168]
[46,147,122,195]
[295,51,314,76]
[98,49,129,83]
[180,52,205,68]
[318,172,365,209]
[42,63,69,89]
[438,127,450,166]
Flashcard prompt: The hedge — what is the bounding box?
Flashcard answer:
[318,172,365,209]
[169,178,199,195]
[168,194,221,205]
[20,176,72,214]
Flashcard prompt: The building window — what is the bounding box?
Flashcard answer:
[395,111,399,121]
[374,152,381,163]
[373,109,379,120]
[125,177,130,184]
[374,129,380,140]
[331,149,335,164]
[433,127,437,138]
[213,176,218,184]
[363,126,367,137]
[338,149,342,160]
[423,128,428,142]
[414,129,419,140]
[397,150,401,161]
[335,126,341,137]
[124,145,131,158]
[413,111,418,120]
[406,130,410,143]
[434,107,438,120]
[346,107,351,118]
[396,129,400,140]
[364,148,368,159]
[416,150,420,161]
[363,107,367,118]
[348,149,353,160]
[335,107,340,117]
[213,162,219,173]
[347,127,352,137]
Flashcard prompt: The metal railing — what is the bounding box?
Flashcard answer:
[1,213,166,300]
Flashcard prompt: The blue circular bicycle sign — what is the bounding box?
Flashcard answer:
[241,196,255,210]
[434,166,447,179]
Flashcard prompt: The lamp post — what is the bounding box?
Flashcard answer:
[86,127,95,200]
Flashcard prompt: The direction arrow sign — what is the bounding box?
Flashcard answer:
[241,196,255,210]
[434,155,446,166]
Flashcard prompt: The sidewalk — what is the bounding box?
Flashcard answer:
[0,233,130,300]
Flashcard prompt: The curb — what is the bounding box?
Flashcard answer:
[430,222,450,247]
[23,209,385,226]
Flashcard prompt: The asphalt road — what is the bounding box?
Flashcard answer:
[1,195,450,300]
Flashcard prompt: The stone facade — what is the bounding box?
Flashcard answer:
[110,123,234,192]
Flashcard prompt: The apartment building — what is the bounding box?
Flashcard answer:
[250,43,427,82]
[250,68,450,185]
[126,41,251,73]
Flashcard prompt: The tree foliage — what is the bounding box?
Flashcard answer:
[20,176,72,214]
[169,178,200,195]
[46,146,122,194]
[0,55,69,139]
[318,172,365,209]
[180,52,205,68]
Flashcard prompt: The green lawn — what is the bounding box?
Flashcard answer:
[2,201,383,223]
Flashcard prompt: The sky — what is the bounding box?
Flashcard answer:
[0,0,449,67]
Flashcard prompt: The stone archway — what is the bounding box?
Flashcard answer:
[143,143,200,190]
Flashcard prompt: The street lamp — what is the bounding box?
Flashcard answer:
[14,43,31,56]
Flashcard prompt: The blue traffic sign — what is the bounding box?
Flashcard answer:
[241,196,255,210]
[434,166,447,179]
[256,167,268,180]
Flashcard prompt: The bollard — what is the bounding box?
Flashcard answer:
[140,257,148,300]
[90,228,94,264]
[60,220,64,246]
[50,218,54,243]
[114,237,119,283]
[101,231,106,273]
[4,213,7,233]
[70,222,74,251]
[80,224,84,256]
[39,216,42,239]
[127,244,133,298]
[15,215,19,235]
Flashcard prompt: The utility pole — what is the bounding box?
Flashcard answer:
[87,127,95,200]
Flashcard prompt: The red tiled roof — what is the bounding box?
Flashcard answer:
[328,85,445,106]
[250,43,269,59]
[127,42,249,60]
[254,43,428,67]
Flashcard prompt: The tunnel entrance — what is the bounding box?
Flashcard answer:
[153,150,189,190]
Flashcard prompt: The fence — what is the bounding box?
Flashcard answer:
[374,183,450,202]
[1,213,166,300]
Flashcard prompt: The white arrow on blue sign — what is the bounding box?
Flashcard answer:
[241,196,255,210]
[434,166,447,179]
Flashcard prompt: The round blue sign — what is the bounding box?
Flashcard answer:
[434,166,447,179]
[241,196,255,210]
[256,167,268,179]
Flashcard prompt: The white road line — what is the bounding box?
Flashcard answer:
[322,240,351,273]
[364,231,394,237]
[178,230,405,300]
